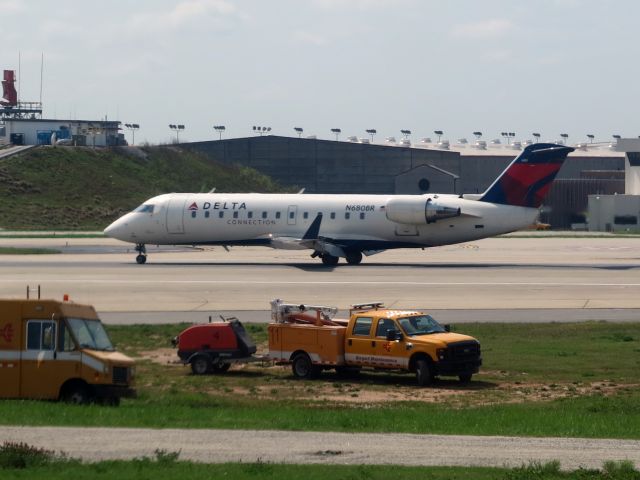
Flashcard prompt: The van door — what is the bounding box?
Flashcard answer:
[166,196,187,234]
[20,319,59,398]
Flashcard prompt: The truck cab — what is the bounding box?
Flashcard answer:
[269,300,481,386]
[0,297,135,404]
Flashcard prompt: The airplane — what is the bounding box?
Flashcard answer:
[104,143,574,265]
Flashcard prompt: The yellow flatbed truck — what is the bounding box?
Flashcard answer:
[0,296,135,404]
[268,300,481,386]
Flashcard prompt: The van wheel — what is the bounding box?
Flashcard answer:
[459,373,473,383]
[62,383,91,404]
[190,356,211,375]
[415,359,433,387]
[212,363,231,373]
[292,353,320,379]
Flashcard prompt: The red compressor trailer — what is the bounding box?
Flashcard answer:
[172,318,258,375]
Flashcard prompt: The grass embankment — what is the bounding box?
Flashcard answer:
[0,146,291,230]
[1,323,639,438]
[0,444,637,479]
[0,247,60,254]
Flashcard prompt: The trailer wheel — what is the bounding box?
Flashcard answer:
[212,362,231,373]
[190,355,211,375]
[415,359,433,387]
[292,353,319,379]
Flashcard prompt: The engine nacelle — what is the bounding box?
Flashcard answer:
[385,197,461,225]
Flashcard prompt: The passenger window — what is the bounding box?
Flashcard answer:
[360,212,365,220]
[219,211,224,218]
[26,320,56,351]
[205,211,210,218]
[191,211,196,218]
[276,212,281,219]
[262,212,267,219]
[376,319,397,337]
[233,211,239,219]
[303,212,309,219]
[330,212,336,220]
[352,317,373,336]
[345,212,350,220]
[248,212,253,219]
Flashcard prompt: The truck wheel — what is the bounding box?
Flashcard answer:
[62,383,91,404]
[459,373,473,383]
[190,356,211,375]
[292,353,320,379]
[415,359,433,387]
[212,363,231,373]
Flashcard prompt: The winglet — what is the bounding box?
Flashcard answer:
[302,213,323,240]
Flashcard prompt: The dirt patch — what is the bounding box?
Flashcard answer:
[137,347,637,406]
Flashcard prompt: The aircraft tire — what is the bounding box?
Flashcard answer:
[345,252,363,265]
[321,254,339,266]
[136,254,147,264]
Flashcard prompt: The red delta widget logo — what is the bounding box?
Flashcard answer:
[0,323,14,343]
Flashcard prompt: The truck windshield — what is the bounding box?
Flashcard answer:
[398,315,446,336]
[67,318,115,351]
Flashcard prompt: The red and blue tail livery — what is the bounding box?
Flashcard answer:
[479,143,574,208]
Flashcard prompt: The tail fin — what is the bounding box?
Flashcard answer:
[479,143,574,208]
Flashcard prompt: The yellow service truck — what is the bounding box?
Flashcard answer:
[0,297,135,405]
[269,300,482,386]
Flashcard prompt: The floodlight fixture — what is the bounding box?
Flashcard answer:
[473,131,482,139]
[213,125,226,140]
[365,128,377,141]
[586,134,595,143]
[434,130,443,142]
[331,128,341,140]
[532,132,541,142]
[124,123,140,145]
[169,124,185,143]
[294,127,303,138]
[612,134,621,139]
[400,129,411,139]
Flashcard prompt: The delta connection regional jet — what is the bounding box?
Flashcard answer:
[104,143,574,265]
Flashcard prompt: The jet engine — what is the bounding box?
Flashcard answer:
[385,197,461,224]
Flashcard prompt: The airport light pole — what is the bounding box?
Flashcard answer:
[587,134,595,143]
[473,131,482,140]
[253,126,271,136]
[213,125,226,140]
[365,129,377,142]
[532,132,541,143]
[294,127,303,138]
[169,124,185,143]
[124,123,140,146]
[434,130,443,143]
[400,129,411,140]
[331,128,341,141]
[560,133,569,145]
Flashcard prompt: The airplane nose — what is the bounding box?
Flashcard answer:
[104,217,129,240]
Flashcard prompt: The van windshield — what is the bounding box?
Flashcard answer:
[67,318,115,351]
[398,315,446,336]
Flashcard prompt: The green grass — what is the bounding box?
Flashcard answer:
[2,458,639,480]
[0,247,60,254]
[0,146,292,230]
[1,322,639,438]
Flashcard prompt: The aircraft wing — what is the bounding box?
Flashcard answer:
[268,213,347,258]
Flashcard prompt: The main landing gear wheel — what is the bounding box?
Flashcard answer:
[345,252,363,265]
[321,254,339,266]
[135,244,147,264]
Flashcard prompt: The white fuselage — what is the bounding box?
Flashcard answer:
[105,192,539,252]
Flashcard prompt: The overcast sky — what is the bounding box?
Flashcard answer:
[1,0,638,145]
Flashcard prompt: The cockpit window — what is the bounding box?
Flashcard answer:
[135,204,155,213]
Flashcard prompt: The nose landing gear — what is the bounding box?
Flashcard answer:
[135,244,147,264]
